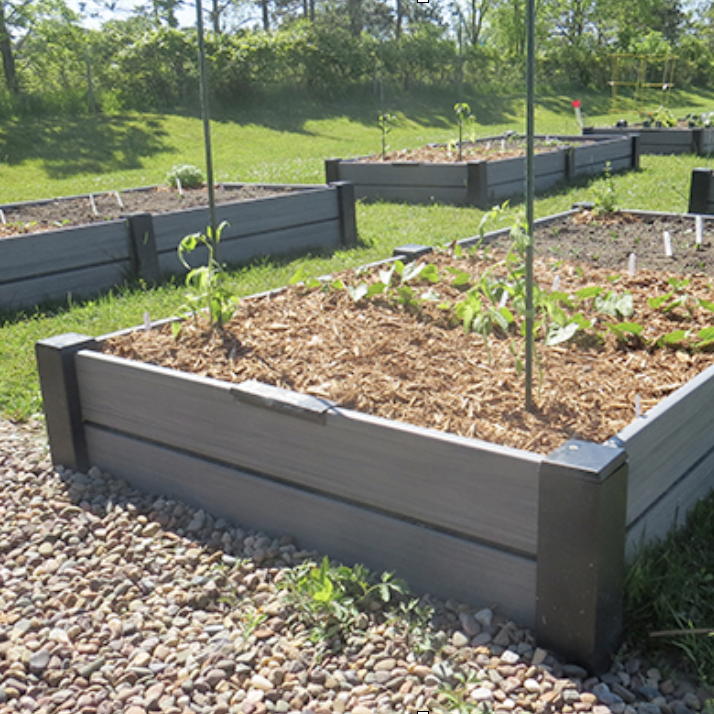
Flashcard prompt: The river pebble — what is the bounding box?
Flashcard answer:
[0,418,709,713]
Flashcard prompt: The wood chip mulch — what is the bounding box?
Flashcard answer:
[103,249,714,455]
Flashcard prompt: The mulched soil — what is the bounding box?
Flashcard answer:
[103,210,714,455]
[0,184,294,239]
[360,136,588,163]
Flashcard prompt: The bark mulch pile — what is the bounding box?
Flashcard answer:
[360,136,589,164]
[104,211,714,455]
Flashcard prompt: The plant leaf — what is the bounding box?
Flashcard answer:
[545,322,581,346]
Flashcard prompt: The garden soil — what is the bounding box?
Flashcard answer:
[104,211,714,455]
[0,184,293,239]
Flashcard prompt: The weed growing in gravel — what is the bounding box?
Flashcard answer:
[277,556,411,646]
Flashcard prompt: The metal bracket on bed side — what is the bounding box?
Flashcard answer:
[230,380,337,425]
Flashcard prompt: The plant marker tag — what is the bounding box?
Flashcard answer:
[114,190,124,209]
[663,231,672,257]
[89,194,98,217]
[0,209,5,224]
[143,311,151,331]
[628,253,636,277]
[176,177,183,197]
[498,291,509,308]
[552,275,560,291]
[635,393,641,419]
[696,215,704,245]
[501,138,506,152]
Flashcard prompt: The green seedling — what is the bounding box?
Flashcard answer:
[177,220,238,330]
[453,102,474,161]
[378,112,396,160]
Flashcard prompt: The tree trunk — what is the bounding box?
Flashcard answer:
[348,0,362,37]
[211,0,221,33]
[261,0,270,30]
[0,2,18,94]
[395,0,403,40]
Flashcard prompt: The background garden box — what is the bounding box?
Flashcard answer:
[583,125,714,155]
[688,167,714,214]
[325,134,639,208]
[36,210,714,674]
[0,182,356,311]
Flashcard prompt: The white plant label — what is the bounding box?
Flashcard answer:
[628,253,636,277]
[635,393,641,419]
[696,215,704,245]
[176,177,183,197]
[663,231,672,257]
[0,209,5,225]
[144,311,151,331]
[114,190,124,210]
[498,291,509,308]
[552,275,561,291]
[89,194,98,217]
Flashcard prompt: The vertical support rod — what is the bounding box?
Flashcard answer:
[196,0,217,239]
[524,0,536,412]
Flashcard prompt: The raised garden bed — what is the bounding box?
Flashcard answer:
[36,208,714,673]
[583,125,714,155]
[0,182,356,311]
[325,133,639,208]
[688,167,714,215]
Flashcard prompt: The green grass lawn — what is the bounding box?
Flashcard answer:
[3,86,714,682]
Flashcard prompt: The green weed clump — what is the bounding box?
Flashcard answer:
[166,163,204,189]
[624,492,714,685]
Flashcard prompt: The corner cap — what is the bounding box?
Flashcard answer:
[543,439,626,482]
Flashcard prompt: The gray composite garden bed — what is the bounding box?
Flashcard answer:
[583,125,714,156]
[36,209,714,674]
[688,167,714,214]
[325,134,639,208]
[0,182,356,311]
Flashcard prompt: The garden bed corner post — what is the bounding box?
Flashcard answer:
[330,180,358,246]
[35,334,99,473]
[536,440,628,673]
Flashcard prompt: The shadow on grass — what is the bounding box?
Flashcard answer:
[173,85,527,136]
[0,114,177,178]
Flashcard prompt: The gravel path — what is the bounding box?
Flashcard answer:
[0,418,708,714]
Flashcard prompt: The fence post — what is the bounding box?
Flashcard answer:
[537,439,628,674]
[330,181,358,247]
[125,212,161,284]
[689,168,712,215]
[466,161,489,209]
[35,333,99,473]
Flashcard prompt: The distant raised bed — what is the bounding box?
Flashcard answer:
[36,208,714,674]
[0,182,356,311]
[325,134,639,208]
[583,125,714,156]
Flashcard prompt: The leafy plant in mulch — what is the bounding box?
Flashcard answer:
[289,207,714,387]
[175,220,238,332]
